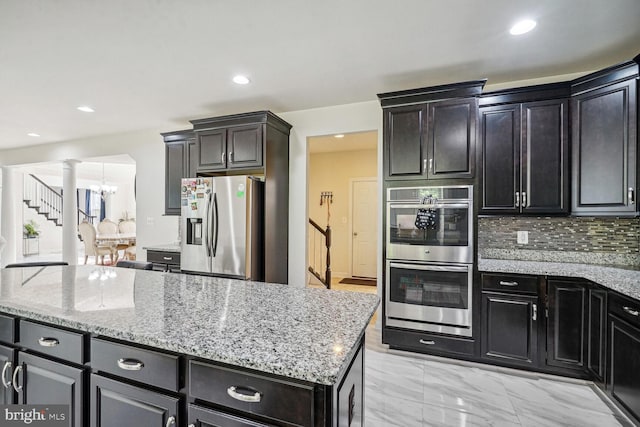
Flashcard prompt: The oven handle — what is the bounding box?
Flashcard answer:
[387,203,470,209]
[388,262,469,273]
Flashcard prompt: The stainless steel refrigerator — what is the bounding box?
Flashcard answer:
[180,176,264,280]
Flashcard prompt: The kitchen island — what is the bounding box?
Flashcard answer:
[0,265,379,426]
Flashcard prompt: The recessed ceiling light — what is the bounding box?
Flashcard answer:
[27,133,40,137]
[334,134,345,138]
[510,19,537,35]
[232,75,250,85]
[77,105,95,113]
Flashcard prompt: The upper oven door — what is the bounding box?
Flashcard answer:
[386,201,473,263]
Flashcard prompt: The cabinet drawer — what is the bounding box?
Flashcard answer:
[19,320,86,364]
[91,338,181,392]
[482,273,538,294]
[0,314,16,344]
[188,403,270,427]
[147,250,180,265]
[609,293,640,329]
[384,328,475,356]
[189,360,315,426]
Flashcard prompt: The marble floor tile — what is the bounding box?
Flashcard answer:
[365,393,425,427]
[510,398,623,427]
[422,403,522,427]
[366,350,425,403]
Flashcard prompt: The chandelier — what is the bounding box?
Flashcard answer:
[90,163,117,196]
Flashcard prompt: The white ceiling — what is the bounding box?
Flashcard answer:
[2,0,639,150]
[309,131,377,153]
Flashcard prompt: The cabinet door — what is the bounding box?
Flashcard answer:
[91,374,179,427]
[481,292,538,367]
[546,280,587,372]
[0,344,15,404]
[384,105,426,178]
[198,129,227,171]
[165,141,186,216]
[188,404,270,427]
[337,345,363,427]
[572,78,637,215]
[17,352,84,427]
[588,288,607,382]
[610,316,640,422]
[480,104,521,213]
[427,98,476,179]
[521,99,569,214]
[228,124,263,169]
[186,138,198,178]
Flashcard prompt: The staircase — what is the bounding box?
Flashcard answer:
[23,174,95,226]
[308,218,332,289]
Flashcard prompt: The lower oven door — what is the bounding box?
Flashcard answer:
[386,261,472,336]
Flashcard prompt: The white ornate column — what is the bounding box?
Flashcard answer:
[62,159,81,265]
[0,166,18,267]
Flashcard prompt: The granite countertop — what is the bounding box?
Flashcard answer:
[479,258,640,300]
[0,266,379,385]
[142,243,181,253]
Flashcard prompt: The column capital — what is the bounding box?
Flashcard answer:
[62,159,82,166]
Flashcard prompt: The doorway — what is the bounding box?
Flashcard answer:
[307,131,378,291]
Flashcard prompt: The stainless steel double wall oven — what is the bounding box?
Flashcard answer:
[386,185,474,336]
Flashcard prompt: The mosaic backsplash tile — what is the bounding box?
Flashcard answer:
[478,216,640,267]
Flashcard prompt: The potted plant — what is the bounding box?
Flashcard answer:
[23,220,40,238]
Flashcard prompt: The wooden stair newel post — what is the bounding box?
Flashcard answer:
[320,192,333,289]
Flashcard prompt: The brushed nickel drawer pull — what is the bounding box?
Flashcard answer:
[38,337,60,347]
[12,365,22,393]
[499,281,518,286]
[117,358,144,371]
[165,415,176,427]
[419,339,435,345]
[163,256,173,261]
[623,306,640,317]
[1,361,11,388]
[227,386,262,403]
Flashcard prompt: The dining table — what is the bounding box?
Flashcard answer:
[95,232,136,262]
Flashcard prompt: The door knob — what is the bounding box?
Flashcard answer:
[353,232,358,237]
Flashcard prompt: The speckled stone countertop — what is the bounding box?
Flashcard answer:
[142,243,181,253]
[479,258,640,300]
[0,266,379,385]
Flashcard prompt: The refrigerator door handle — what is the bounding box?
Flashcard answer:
[204,191,212,257]
[212,193,219,257]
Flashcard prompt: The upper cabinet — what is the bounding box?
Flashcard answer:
[378,80,485,181]
[196,124,263,172]
[162,130,196,216]
[571,61,638,216]
[479,84,570,214]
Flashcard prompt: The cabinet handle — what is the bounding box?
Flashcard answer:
[1,361,11,388]
[629,188,635,205]
[429,158,433,173]
[221,152,226,164]
[162,256,172,261]
[419,339,435,345]
[522,191,527,208]
[188,425,196,427]
[12,365,22,393]
[117,358,144,371]
[165,415,176,427]
[623,306,640,317]
[422,158,426,173]
[229,151,234,163]
[532,303,537,321]
[499,281,518,287]
[515,192,520,208]
[38,337,59,347]
[227,386,262,403]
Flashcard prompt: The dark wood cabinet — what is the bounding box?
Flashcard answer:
[545,280,587,372]
[90,374,180,427]
[0,344,15,404]
[146,249,181,272]
[481,291,539,367]
[196,125,262,172]
[571,61,638,216]
[379,80,485,181]
[588,287,607,383]
[479,87,569,214]
[188,403,270,427]
[337,344,364,427]
[163,130,196,216]
[16,352,85,427]
[198,128,227,171]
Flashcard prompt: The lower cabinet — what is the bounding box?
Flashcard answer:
[481,291,538,367]
[588,287,607,383]
[16,352,85,427]
[337,345,363,427]
[188,403,270,427]
[90,374,180,427]
[0,344,15,404]
[545,280,587,373]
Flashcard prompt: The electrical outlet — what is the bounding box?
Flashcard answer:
[517,230,529,244]
[147,216,155,226]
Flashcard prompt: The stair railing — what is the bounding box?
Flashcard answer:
[23,174,95,226]
[308,218,331,289]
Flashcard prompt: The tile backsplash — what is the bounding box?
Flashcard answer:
[478,216,640,267]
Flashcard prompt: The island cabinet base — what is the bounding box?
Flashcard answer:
[186,338,365,427]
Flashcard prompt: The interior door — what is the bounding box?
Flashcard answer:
[351,179,377,278]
